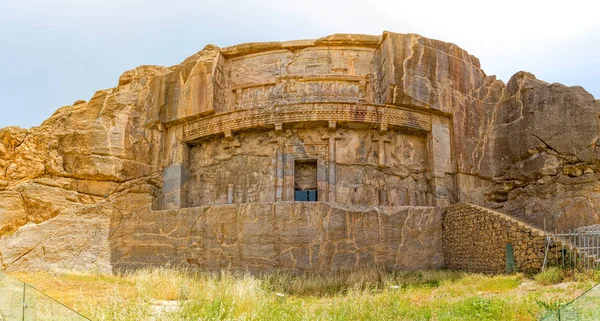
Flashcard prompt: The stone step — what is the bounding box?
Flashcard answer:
[464,203,600,268]
[466,203,547,236]
[457,203,600,268]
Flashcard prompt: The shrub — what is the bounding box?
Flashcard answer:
[535,267,566,285]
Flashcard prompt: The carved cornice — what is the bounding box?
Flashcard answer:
[183,102,431,142]
[220,34,381,58]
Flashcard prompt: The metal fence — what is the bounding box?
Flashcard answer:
[0,270,90,321]
[544,228,600,270]
[541,227,600,319]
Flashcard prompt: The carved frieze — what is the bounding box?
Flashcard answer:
[232,75,366,110]
[183,103,431,142]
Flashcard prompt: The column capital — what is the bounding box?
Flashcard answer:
[223,137,241,150]
[224,129,234,141]
[328,121,337,131]
[371,131,392,142]
[274,122,283,133]
[322,131,342,141]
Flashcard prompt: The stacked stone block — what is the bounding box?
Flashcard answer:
[443,203,562,273]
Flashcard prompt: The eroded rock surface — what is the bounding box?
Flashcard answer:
[0,66,168,272]
[0,31,597,273]
[457,72,600,231]
[113,203,443,272]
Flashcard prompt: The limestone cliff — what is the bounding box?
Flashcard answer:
[373,33,600,231]
[0,31,598,273]
[455,71,600,231]
[0,66,169,272]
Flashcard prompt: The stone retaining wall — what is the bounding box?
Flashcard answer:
[443,203,559,273]
[112,202,443,272]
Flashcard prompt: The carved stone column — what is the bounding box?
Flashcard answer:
[322,121,342,202]
[227,183,234,204]
[371,124,391,167]
[223,130,241,154]
[269,125,285,201]
[283,149,295,201]
[276,148,284,201]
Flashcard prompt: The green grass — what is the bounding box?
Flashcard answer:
[9,267,599,321]
[535,267,566,285]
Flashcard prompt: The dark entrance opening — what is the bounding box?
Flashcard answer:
[294,159,318,202]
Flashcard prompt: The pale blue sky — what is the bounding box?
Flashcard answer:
[1,0,598,128]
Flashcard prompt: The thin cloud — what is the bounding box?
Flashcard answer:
[0,0,598,128]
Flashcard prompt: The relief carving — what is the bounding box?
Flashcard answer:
[186,127,432,207]
[232,77,364,110]
[183,103,431,141]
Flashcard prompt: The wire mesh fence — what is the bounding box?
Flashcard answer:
[540,283,600,321]
[0,270,90,321]
[540,227,600,320]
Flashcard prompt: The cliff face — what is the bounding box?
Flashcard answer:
[0,31,598,273]
[0,66,169,272]
[366,32,600,231]
[465,72,600,231]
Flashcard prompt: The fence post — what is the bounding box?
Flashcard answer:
[561,238,564,268]
[542,236,550,271]
[22,282,25,321]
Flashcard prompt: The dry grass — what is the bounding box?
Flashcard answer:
[10,267,600,321]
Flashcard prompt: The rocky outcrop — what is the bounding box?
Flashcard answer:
[0,31,597,273]
[456,72,600,231]
[0,66,169,272]
[369,32,600,231]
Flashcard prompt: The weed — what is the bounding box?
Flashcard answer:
[535,267,566,285]
[11,267,594,321]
